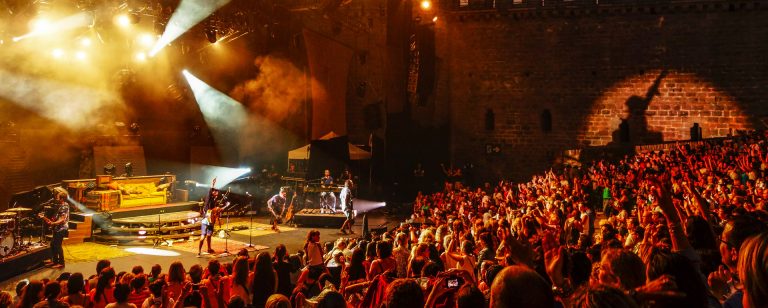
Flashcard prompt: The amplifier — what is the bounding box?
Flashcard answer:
[85,190,120,211]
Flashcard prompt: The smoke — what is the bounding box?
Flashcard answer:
[150,0,232,56]
[230,55,307,162]
[0,68,124,130]
[230,56,306,120]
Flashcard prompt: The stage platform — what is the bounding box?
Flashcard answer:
[91,201,203,245]
[293,209,347,228]
[0,245,49,283]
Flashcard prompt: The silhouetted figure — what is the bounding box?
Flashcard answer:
[611,70,667,145]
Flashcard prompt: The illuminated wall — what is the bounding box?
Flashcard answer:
[435,2,768,180]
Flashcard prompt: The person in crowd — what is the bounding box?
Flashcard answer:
[32,282,68,308]
[61,273,88,307]
[165,262,186,300]
[90,267,117,308]
[104,284,136,308]
[229,257,250,304]
[272,245,293,298]
[251,252,278,308]
[18,281,44,308]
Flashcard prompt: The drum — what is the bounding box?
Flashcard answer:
[0,233,15,257]
[0,219,14,232]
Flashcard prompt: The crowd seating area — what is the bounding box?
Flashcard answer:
[3,131,768,308]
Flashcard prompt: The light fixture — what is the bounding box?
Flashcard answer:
[420,0,432,10]
[116,14,131,27]
[75,51,87,60]
[138,33,155,47]
[135,52,147,62]
[52,48,64,58]
[80,37,92,47]
[205,27,217,44]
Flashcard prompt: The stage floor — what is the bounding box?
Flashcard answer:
[0,209,400,290]
[112,211,200,224]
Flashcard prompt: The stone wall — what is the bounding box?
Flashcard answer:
[434,1,768,181]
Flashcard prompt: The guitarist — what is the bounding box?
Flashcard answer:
[267,187,288,232]
[198,180,223,256]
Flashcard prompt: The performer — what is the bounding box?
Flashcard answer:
[267,187,288,232]
[320,169,337,213]
[198,186,222,256]
[40,191,69,268]
[339,180,355,234]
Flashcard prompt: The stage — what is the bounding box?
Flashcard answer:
[0,245,50,283]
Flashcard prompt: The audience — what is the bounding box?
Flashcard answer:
[7,130,768,308]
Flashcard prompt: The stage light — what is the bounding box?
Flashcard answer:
[420,0,431,10]
[135,52,147,62]
[52,48,64,59]
[75,51,87,60]
[433,16,438,22]
[138,33,155,47]
[80,37,92,47]
[30,18,52,33]
[149,0,232,56]
[205,27,217,43]
[116,14,131,27]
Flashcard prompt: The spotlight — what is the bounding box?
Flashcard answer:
[52,48,64,58]
[138,33,155,47]
[135,52,146,62]
[129,122,140,135]
[75,51,87,60]
[103,163,116,175]
[433,16,438,22]
[420,0,431,10]
[30,18,51,33]
[116,14,131,27]
[80,37,92,47]
[205,27,217,44]
[124,162,133,177]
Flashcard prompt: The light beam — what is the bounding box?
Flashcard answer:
[149,0,232,56]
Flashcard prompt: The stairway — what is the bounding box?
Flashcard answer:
[64,212,93,245]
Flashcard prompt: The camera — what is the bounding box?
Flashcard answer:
[445,277,463,289]
[191,283,200,291]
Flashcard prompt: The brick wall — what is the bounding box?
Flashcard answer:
[434,1,768,181]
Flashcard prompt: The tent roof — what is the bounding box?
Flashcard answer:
[287,132,371,160]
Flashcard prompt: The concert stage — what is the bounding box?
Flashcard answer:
[0,245,49,283]
[91,201,203,245]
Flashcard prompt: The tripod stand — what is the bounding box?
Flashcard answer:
[218,208,232,257]
[153,209,166,248]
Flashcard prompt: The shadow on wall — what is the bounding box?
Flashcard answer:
[610,70,667,146]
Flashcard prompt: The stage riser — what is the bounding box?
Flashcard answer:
[0,246,49,283]
[293,213,347,228]
[107,201,201,219]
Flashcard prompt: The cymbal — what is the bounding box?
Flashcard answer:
[0,212,15,218]
[0,219,13,224]
[6,207,33,212]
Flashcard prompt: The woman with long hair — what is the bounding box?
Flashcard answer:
[272,245,293,298]
[738,231,768,308]
[251,252,277,308]
[32,282,67,308]
[230,257,250,304]
[165,262,185,300]
[61,273,89,307]
[17,281,44,308]
[303,230,323,268]
[367,241,396,280]
[90,267,116,308]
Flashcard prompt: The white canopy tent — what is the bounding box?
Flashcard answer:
[287,132,371,161]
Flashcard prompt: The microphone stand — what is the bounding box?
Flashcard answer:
[244,193,255,249]
[219,203,232,257]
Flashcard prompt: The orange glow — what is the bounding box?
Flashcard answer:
[420,0,431,10]
[583,70,752,146]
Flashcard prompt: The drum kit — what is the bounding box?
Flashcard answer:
[0,207,40,258]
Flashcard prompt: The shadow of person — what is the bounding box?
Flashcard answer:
[610,70,667,145]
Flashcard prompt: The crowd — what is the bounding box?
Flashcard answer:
[3,131,768,308]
